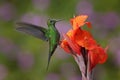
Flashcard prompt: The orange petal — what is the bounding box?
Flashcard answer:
[70,15,88,30]
[60,39,71,53]
[88,50,99,70]
[88,46,108,70]
[85,22,92,28]
[97,47,108,64]
[74,29,96,50]
[66,29,74,39]
[64,34,81,55]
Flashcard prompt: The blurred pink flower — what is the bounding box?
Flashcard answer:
[0,64,8,80]
[17,52,34,71]
[32,0,50,11]
[60,63,77,77]
[100,12,119,29]
[110,36,120,66]
[55,47,69,60]
[0,37,35,71]
[56,21,71,36]
[0,3,16,21]
[46,73,60,80]
[110,36,120,53]
[21,13,48,27]
[115,51,120,66]
[0,37,19,59]
[68,75,81,80]
[76,1,93,16]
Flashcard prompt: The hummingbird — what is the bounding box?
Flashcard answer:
[16,19,62,70]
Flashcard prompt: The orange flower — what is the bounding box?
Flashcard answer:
[60,15,107,71]
[88,46,108,70]
[60,39,71,53]
[70,15,92,30]
[70,15,88,29]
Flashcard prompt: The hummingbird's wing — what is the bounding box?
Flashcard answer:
[16,22,48,41]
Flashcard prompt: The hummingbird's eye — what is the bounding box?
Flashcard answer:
[50,21,53,23]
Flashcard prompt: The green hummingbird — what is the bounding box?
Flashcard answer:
[16,19,62,70]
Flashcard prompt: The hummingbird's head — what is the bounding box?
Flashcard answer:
[47,19,63,26]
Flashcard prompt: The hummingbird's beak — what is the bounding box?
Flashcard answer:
[56,19,64,22]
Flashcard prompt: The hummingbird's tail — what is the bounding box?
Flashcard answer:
[46,54,52,71]
[46,44,57,71]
